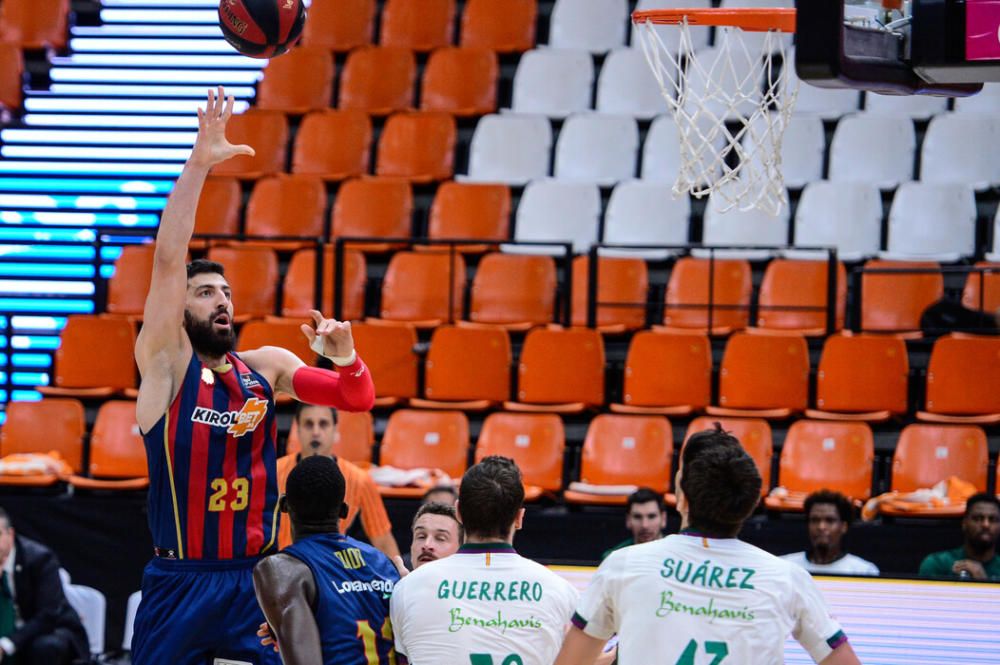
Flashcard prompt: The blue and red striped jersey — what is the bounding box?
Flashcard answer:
[143,352,279,560]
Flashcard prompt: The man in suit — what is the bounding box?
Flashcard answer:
[0,508,89,664]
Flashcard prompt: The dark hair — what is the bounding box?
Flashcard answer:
[186,258,225,280]
[285,455,346,527]
[0,507,10,530]
[627,487,665,514]
[681,424,761,537]
[412,502,464,542]
[965,493,1000,519]
[422,485,457,502]
[458,456,524,540]
[804,489,854,524]
[295,402,338,425]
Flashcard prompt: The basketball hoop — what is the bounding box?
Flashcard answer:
[633,8,798,215]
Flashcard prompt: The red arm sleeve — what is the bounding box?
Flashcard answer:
[291,356,375,412]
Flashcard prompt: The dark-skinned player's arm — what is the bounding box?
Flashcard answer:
[253,554,322,665]
[134,86,253,432]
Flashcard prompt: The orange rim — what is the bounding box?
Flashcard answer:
[632,8,796,33]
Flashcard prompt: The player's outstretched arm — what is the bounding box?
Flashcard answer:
[553,626,607,665]
[820,642,862,665]
[253,554,322,665]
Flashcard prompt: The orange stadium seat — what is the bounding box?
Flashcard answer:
[410,325,511,410]
[708,331,809,419]
[611,330,711,416]
[378,251,465,327]
[686,416,773,497]
[211,110,288,179]
[191,176,241,249]
[280,246,367,321]
[380,0,456,51]
[662,257,752,334]
[918,334,1000,424]
[285,410,374,465]
[301,0,375,51]
[292,110,373,181]
[861,259,943,336]
[244,175,326,251]
[427,182,510,252]
[376,112,456,182]
[378,409,468,498]
[421,46,498,116]
[506,327,604,413]
[39,315,136,398]
[0,0,69,49]
[764,420,874,512]
[476,412,564,500]
[256,46,334,114]
[331,177,412,253]
[339,46,416,115]
[756,259,846,335]
[460,0,536,52]
[807,333,909,422]
[0,42,23,111]
[350,321,418,406]
[69,400,149,491]
[206,246,279,321]
[106,244,154,320]
[0,399,84,485]
[571,256,648,333]
[467,253,556,330]
[564,414,673,506]
[237,318,315,366]
[961,262,1000,315]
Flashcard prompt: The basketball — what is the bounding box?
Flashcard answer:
[218,0,306,59]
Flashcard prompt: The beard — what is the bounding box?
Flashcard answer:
[184,309,234,358]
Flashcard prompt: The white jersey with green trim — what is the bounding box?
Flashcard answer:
[389,542,578,665]
[573,532,848,664]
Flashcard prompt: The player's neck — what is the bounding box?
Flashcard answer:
[808,546,843,565]
[964,542,996,562]
[196,350,228,368]
[463,534,514,546]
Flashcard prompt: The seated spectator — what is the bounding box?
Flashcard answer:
[421,484,457,506]
[407,502,463,571]
[0,508,89,665]
[919,493,1000,581]
[602,487,667,560]
[781,489,879,576]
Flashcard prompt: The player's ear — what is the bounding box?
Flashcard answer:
[278,494,288,514]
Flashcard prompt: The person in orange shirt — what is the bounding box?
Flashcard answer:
[276,404,401,558]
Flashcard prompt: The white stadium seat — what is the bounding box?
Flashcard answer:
[549,0,628,53]
[829,113,915,189]
[988,208,1000,262]
[696,181,790,259]
[603,180,689,259]
[881,182,976,262]
[789,181,883,261]
[596,47,670,118]
[553,112,639,185]
[464,113,552,185]
[642,114,725,186]
[920,112,1000,191]
[63,581,106,656]
[864,91,950,119]
[746,113,824,189]
[506,180,601,255]
[953,82,1000,113]
[123,590,141,652]
[511,48,594,118]
[783,50,861,119]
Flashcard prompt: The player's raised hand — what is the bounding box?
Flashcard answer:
[257,621,279,652]
[391,555,410,579]
[190,86,255,168]
[301,310,355,360]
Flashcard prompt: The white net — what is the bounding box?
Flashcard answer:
[635,17,799,215]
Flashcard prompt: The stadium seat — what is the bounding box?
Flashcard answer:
[350,321,418,407]
[865,91,949,119]
[596,48,669,119]
[953,82,1000,113]
[680,45,763,121]
[602,181,689,260]
[756,258,846,335]
[0,398,85,484]
[464,113,552,184]
[642,115,724,185]
[787,182,882,261]
[549,0,628,53]
[698,184,790,260]
[378,409,468,497]
[772,114,825,189]
[506,327,604,413]
[244,175,326,251]
[123,590,140,652]
[338,46,416,115]
[286,411,374,465]
[961,262,1000,315]
[376,111,456,182]
[553,113,639,185]
[571,255,648,332]
[421,46,498,116]
[475,412,564,500]
[330,177,412,253]
[610,330,711,416]
[39,315,136,398]
[708,331,809,419]
[377,251,465,327]
[237,318,315,366]
[63,582,105,656]
[206,246,279,321]
[280,246,366,321]
[211,110,288,179]
[511,48,594,118]
[918,334,1000,424]
[0,0,69,48]
[807,333,909,423]
[860,259,943,336]
[191,177,241,249]
[69,400,148,491]
[410,325,511,410]
[291,110,373,181]
[0,42,23,111]
[256,46,334,114]
[380,0,455,51]
[781,48,860,119]
[920,113,1000,191]
[662,257,752,334]
[427,182,510,252]
[507,180,601,255]
[829,113,915,189]
[764,420,874,511]
[467,253,557,330]
[106,244,154,319]
[460,0,535,51]
[631,0,710,54]
[881,183,976,262]
[685,416,773,496]
[301,0,375,51]
[563,414,672,506]
[990,208,1000,262]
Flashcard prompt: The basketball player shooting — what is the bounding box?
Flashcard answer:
[129,86,375,665]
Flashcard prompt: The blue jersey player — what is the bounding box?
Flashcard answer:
[254,455,400,665]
